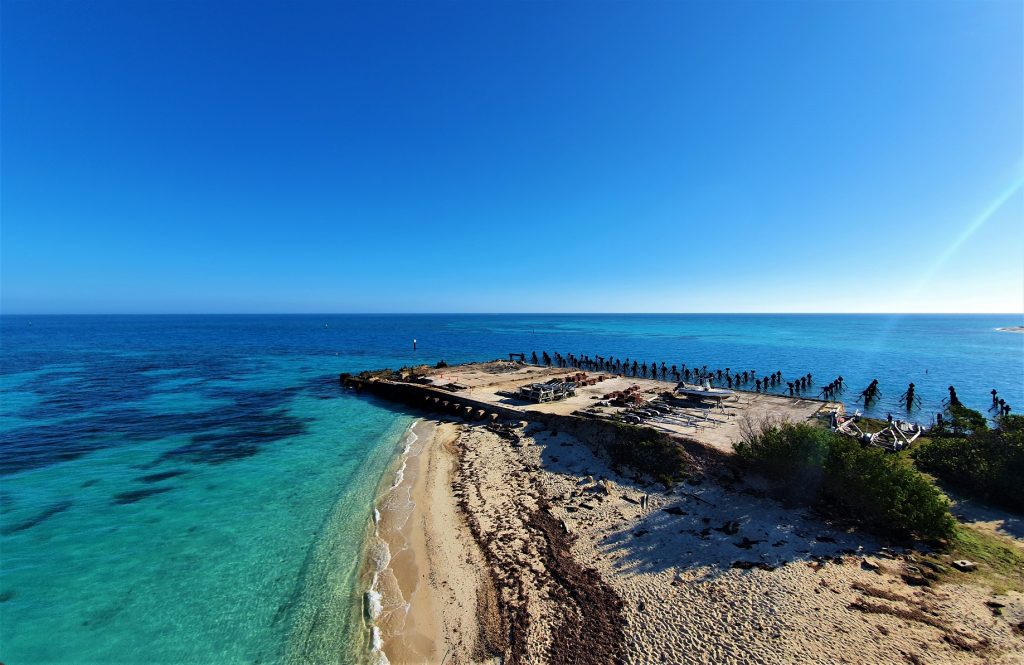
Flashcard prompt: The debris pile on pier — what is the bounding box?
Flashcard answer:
[518,381,576,403]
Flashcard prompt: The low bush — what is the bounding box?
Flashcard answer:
[735,420,954,540]
[607,423,689,488]
[733,419,830,502]
[913,412,1024,513]
[939,404,990,437]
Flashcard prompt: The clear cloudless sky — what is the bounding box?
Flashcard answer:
[2,0,1022,314]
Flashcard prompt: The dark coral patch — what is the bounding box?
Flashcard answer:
[2,385,309,475]
[1,500,73,535]
[135,470,188,483]
[112,486,174,505]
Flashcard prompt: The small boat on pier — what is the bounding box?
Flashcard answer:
[674,381,735,405]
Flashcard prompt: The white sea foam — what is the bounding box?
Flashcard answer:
[367,539,391,572]
[389,423,419,490]
[364,419,421,664]
[369,626,390,665]
[391,460,406,490]
[364,572,388,664]
[365,588,383,621]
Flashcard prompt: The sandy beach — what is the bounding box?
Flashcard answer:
[370,419,497,664]
[372,418,1024,664]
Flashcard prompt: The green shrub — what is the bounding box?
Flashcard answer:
[735,421,954,540]
[913,413,1024,513]
[607,423,689,488]
[733,421,829,502]
[938,405,990,437]
[825,437,954,541]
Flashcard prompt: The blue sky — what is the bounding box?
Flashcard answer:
[2,0,1022,314]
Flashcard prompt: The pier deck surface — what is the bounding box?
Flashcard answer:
[421,361,829,453]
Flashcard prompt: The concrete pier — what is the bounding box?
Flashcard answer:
[342,359,833,455]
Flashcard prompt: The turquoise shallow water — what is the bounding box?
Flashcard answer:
[1,314,1021,663]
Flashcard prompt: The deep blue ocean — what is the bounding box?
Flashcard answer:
[1,314,1021,663]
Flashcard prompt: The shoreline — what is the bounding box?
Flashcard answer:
[363,418,488,664]
[362,418,427,664]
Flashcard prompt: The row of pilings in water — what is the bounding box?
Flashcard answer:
[861,382,1012,418]
[530,351,813,396]
[526,351,1013,417]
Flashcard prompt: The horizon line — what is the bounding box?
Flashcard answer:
[1,312,1021,317]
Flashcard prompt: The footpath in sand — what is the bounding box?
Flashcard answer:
[387,419,1024,664]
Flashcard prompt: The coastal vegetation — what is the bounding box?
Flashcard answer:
[607,422,690,488]
[734,420,954,540]
[913,410,1024,513]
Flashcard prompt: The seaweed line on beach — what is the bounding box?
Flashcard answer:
[451,423,627,664]
[527,496,626,664]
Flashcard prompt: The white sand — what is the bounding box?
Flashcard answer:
[402,420,1024,663]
